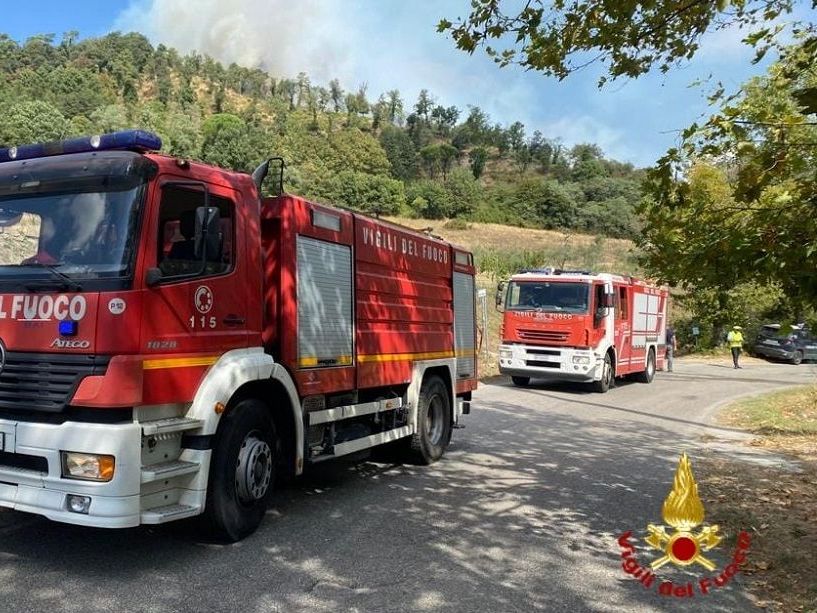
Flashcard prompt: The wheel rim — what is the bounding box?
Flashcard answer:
[604,357,612,385]
[648,353,655,376]
[235,431,273,504]
[425,394,445,446]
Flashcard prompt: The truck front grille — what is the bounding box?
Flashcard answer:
[0,451,48,474]
[0,352,109,413]
[518,329,569,343]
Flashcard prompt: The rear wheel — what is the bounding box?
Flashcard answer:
[202,399,278,542]
[511,376,530,387]
[401,376,451,465]
[791,350,804,366]
[635,349,656,383]
[592,353,614,393]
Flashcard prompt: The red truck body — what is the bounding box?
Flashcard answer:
[0,131,476,539]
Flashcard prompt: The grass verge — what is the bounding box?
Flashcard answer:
[695,386,817,611]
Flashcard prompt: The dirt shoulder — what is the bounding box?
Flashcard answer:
[697,385,817,612]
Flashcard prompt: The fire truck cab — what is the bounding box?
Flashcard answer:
[497,269,667,392]
[0,131,477,540]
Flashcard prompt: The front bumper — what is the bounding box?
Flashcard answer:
[498,344,602,382]
[0,417,142,528]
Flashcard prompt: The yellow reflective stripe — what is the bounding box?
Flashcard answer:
[298,356,353,368]
[143,356,220,370]
[357,350,455,364]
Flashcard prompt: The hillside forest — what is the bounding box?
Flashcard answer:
[0,31,643,240]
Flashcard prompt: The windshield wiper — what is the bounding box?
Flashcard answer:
[23,263,83,292]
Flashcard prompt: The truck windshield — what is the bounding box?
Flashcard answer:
[506,281,589,313]
[0,151,154,291]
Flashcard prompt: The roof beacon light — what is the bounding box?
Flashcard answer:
[0,130,162,163]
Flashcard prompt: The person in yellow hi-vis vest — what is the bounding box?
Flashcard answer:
[727,325,745,369]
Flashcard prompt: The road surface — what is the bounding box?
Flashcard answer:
[0,359,812,612]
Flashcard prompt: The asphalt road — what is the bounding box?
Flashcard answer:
[0,358,813,612]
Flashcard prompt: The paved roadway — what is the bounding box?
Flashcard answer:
[0,359,813,612]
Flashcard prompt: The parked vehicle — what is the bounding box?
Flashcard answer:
[753,323,817,365]
[496,268,668,393]
[0,131,477,541]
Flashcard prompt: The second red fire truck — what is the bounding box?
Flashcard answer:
[0,130,477,541]
[497,268,667,392]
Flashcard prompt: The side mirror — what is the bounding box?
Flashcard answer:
[495,281,506,311]
[145,267,163,287]
[594,306,608,328]
[603,293,615,308]
[194,206,221,261]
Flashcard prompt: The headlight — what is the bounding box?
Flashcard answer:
[61,452,115,482]
[499,349,513,359]
[572,356,591,365]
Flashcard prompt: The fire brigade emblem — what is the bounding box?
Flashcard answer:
[646,453,722,570]
[194,285,214,314]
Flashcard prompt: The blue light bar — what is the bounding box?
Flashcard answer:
[0,130,162,163]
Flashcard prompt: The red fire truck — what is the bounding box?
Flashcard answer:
[497,268,667,392]
[0,131,477,540]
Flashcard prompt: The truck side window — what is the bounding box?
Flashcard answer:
[619,287,628,320]
[594,284,604,312]
[157,186,235,278]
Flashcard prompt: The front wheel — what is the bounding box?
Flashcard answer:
[511,376,530,387]
[202,399,278,542]
[635,349,656,383]
[592,353,614,393]
[791,350,804,366]
[401,376,452,465]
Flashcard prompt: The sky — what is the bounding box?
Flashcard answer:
[1,0,804,167]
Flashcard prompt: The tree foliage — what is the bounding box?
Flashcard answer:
[439,1,803,86]
[641,36,817,306]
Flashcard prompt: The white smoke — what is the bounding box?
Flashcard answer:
[115,0,356,82]
[114,0,647,164]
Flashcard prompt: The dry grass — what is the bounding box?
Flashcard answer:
[696,386,817,611]
[387,216,636,273]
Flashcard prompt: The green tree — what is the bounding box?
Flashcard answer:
[444,168,480,217]
[0,100,68,145]
[406,179,454,219]
[379,125,417,180]
[469,146,488,179]
[314,170,405,215]
[200,113,255,171]
[644,38,817,308]
[439,1,801,86]
[414,89,433,122]
[329,78,344,112]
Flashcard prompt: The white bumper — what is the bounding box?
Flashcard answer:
[0,417,142,528]
[498,344,603,382]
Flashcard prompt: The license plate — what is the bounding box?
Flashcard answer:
[764,339,778,345]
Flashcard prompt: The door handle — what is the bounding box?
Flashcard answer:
[223,314,246,326]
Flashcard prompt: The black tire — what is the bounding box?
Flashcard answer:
[592,353,614,393]
[791,350,803,366]
[635,349,656,383]
[511,376,530,387]
[202,399,278,542]
[401,376,452,465]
